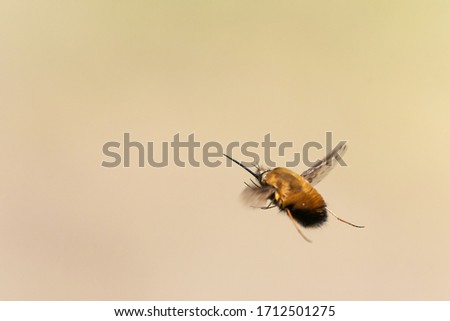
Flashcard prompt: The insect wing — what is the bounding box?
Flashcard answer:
[241,184,276,208]
[301,141,348,186]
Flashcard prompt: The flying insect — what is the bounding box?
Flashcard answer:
[224,142,364,242]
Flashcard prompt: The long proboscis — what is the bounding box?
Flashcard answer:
[223,154,259,180]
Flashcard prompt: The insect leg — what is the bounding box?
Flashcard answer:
[249,179,260,188]
[260,204,277,210]
[286,208,312,243]
[251,200,277,210]
[261,199,276,209]
[327,208,364,228]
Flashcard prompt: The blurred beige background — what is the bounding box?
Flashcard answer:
[1,1,449,300]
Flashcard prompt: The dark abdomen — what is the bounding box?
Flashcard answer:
[287,205,328,227]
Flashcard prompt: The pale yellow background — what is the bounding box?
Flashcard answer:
[1,1,449,300]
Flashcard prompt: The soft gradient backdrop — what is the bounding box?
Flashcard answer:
[1,1,449,300]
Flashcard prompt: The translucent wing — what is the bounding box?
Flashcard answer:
[301,142,348,186]
[240,182,276,208]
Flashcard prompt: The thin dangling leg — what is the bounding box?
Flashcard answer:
[251,205,277,209]
[260,204,277,210]
[251,200,277,210]
[261,199,275,209]
[327,208,364,228]
[286,208,312,243]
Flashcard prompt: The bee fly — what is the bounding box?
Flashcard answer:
[224,142,364,242]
